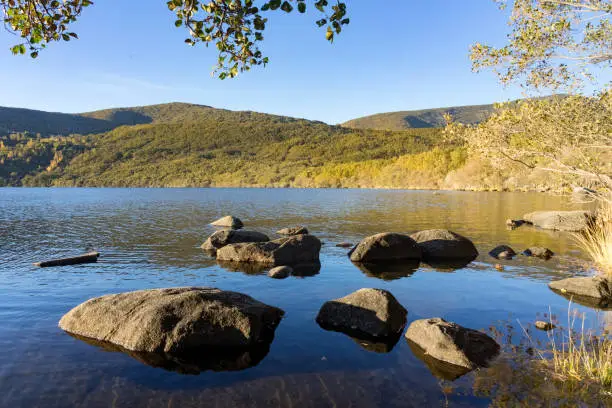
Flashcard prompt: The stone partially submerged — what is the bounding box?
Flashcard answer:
[216,234,321,266]
[522,247,554,259]
[210,216,244,229]
[276,226,309,236]
[405,318,500,369]
[349,233,421,263]
[523,210,595,232]
[59,287,284,353]
[488,245,516,260]
[201,230,269,252]
[410,229,478,262]
[316,288,407,341]
[548,276,611,308]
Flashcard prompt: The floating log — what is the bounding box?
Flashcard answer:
[34,252,100,268]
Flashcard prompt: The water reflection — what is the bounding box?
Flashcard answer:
[216,260,321,277]
[421,259,474,272]
[353,260,419,281]
[406,339,472,381]
[68,333,271,375]
[548,287,612,310]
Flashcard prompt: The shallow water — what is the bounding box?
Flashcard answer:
[0,188,608,407]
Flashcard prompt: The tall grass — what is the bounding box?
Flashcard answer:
[546,306,612,393]
[573,198,612,276]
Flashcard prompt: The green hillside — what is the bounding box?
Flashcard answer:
[342,103,496,130]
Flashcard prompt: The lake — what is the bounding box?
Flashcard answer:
[0,188,608,407]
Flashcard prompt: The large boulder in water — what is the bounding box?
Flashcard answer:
[349,233,421,262]
[210,216,244,229]
[523,210,595,232]
[216,234,321,265]
[59,287,284,353]
[410,229,478,261]
[201,230,269,252]
[548,276,611,305]
[316,288,407,339]
[405,318,500,369]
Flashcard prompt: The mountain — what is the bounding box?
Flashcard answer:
[342,103,496,130]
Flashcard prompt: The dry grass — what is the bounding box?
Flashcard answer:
[573,198,612,276]
[544,306,612,393]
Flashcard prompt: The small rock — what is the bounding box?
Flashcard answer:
[410,229,478,261]
[494,264,504,271]
[277,226,309,236]
[316,288,407,339]
[489,245,517,260]
[505,219,525,228]
[522,247,554,259]
[210,216,244,229]
[268,266,292,279]
[201,230,269,252]
[336,242,354,248]
[405,318,500,369]
[535,321,556,331]
[349,233,421,263]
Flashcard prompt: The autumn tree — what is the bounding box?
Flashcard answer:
[1,0,349,78]
[470,0,611,91]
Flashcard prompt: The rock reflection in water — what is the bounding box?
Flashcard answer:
[217,260,321,277]
[421,259,474,272]
[406,339,472,381]
[353,260,419,281]
[68,333,270,375]
[317,322,403,353]
[548,287,612,310]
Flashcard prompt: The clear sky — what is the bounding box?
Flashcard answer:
[0,1,567,124]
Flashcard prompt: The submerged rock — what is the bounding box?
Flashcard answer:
[349,233,421,263]
[336,242,354,248]
[410,229,478,261]
[523,210,595,232]
[59,287,284,353]
[522,247,554,259]
[354,259,420,281]
[316,288,407,340]
[548,276,611,304]
[276,226,309,236]
[505,219,525,228]
[216,234,321,265]
[535,321,556,331]
[268,266,292,279]
[68,332,270,375]
[210,216,244,229]
[404,318,500,369]
[489,245,517,260]
[201,230,269,252]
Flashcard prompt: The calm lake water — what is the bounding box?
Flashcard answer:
[0,188,608,407]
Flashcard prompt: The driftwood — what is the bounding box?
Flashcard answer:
[34,252,100,267]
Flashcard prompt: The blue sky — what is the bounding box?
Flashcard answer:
[0,1,574,123]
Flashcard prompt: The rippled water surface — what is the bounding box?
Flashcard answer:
[0,188,608,407]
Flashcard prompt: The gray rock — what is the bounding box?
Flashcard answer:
[210,216,244,229]
[523,210,595,232]
[349,233,421,263]
[405,318,500,369]
[410,229,478,261]
[216,234,321,265]
[489,245,517,259]
[268,266,292,279]
[201,230,269,252]
[316,288,407,339]
[548,276,611,301]
[59,287,284,353]
[535,321,556,331]
[522,247,554,259]
[276,226,309,236]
